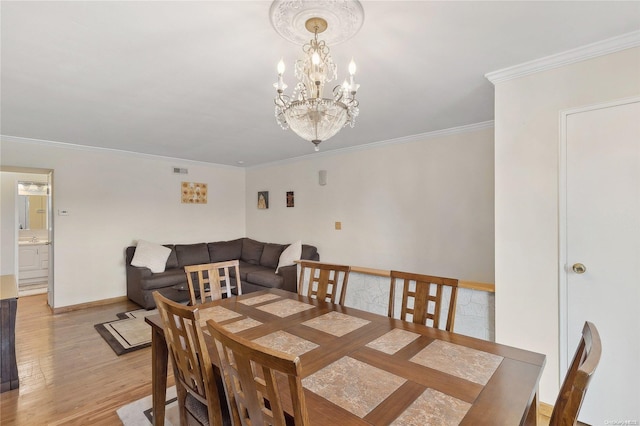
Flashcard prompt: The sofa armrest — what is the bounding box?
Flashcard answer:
[126,265,153,307]
[277,264,298,293]
[127,265,153,280]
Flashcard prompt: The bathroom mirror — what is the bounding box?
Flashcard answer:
[18,182,49,230]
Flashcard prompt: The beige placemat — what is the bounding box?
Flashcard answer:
[253,330,318,356]
[366,329,421,354]
[302,311,370,337]
[410,340,503,385]
[303,356,405,418]
[256,298,315,317]
[390,388,471,425]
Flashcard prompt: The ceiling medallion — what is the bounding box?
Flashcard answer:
[270,0,364,45]
[270,1,364,151]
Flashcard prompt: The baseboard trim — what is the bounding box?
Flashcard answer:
[52,296,129,314]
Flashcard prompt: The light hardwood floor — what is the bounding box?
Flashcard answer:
[2,293,558,426]
[0,293,175,426]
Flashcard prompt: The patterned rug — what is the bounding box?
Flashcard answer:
[117,386,180,426]
[94,308,157,355]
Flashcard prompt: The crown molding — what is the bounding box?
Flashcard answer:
[3,120,494,171]
[485,30,640,84]
[248,120,495,170]
[0,134,240,170]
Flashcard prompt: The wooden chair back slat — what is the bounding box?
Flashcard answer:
[549,321,602,426]
[185,260,242,305]
[207,319,310,426]
[153,292,225,426]
[297,261,351,305]
[389,270,459,332]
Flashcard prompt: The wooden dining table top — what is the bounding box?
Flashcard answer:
[146,288,546,426]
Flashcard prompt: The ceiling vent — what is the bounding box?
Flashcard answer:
[173,167,188,174]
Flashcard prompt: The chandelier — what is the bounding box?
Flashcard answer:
[272,11,361,151]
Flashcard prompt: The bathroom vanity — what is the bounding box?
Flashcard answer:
[18,241,49,285]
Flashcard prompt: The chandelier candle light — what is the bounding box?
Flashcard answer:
[274,17,360,151]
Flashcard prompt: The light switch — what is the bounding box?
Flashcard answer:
[58,209,70,216]
[335,221,342,230]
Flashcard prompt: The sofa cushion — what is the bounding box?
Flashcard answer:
[301,244,319,261]
[165,245,179,269]
[175,243,210,267]
[276,240,301,273]
[131,240,172,273]
[139,268,186,290]
[246,269,284,289]
[208,239,243,262]
[234,261,265,281]
[260,243,285,269]
[241,238,264,265]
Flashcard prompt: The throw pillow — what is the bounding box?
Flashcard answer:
[131,240,172,273]
[276,240,302,273]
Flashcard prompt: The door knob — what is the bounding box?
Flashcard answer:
[572,263,586,274]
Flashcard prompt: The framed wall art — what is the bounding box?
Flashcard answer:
[181,182,207,204]
[286,191,294,207]
[258,191,269,209]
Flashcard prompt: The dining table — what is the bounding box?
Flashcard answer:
[145,288,546,425]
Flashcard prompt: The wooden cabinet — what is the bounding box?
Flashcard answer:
[18,244,49,285]
[0,275,19,392]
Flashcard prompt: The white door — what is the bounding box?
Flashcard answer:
[47,171,54,307]
[564,99,640,424]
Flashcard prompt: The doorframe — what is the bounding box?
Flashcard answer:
[1,166,55,306]
[558,95,640,380]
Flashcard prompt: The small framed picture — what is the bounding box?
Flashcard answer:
[286,191,294,207]
[258,191,269,209]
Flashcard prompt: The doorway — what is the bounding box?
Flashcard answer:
[0,167,54,306]
[560,97,640,423]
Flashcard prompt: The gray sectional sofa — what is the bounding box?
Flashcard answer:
[125,237,319,309]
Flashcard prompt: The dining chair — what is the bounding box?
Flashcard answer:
[297,260,351,305]
[185,260,242,305]
[549,321,602,426]
[153,292,231,426]
[206,319,310,426]
[388,270,459,332]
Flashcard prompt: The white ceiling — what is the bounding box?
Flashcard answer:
[2,1,639,167]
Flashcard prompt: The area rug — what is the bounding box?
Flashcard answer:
[117,385,180,426]
[94,308,158,355]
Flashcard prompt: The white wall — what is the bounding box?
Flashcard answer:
[0,137,246,308]
[2,127,493,309]
[494,47,640,404]
[245,126,495,283]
